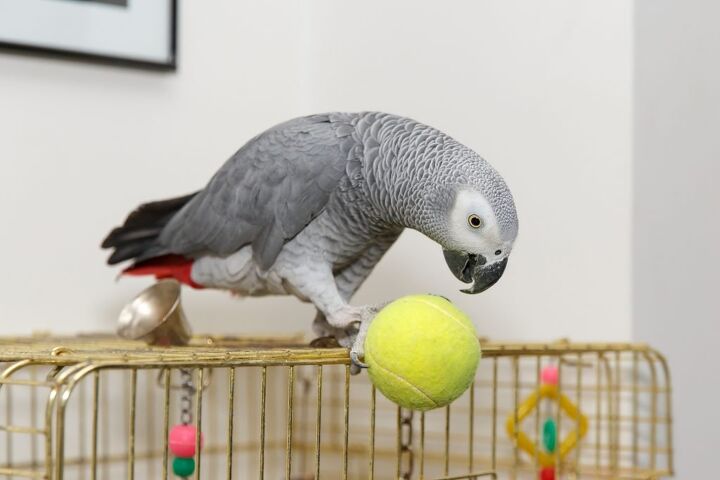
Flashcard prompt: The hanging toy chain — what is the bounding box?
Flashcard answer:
[170,369,204,478]
[180,369,194,425]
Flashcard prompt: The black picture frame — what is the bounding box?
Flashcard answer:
[0,0,178,71]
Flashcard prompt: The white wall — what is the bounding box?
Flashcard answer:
[0,0,311,335]
[634,0,720,476]
[0,0,633,343]
[305,0,633,341]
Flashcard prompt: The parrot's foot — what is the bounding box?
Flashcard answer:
[348,321,371,374]
[344,306,381,373]
[308,336,341,348]
[325,303,386,374]
[312,311,340,337]
[312,311,355,347]
[349,351,368,374]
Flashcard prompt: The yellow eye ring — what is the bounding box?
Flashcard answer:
[467,214,483,229]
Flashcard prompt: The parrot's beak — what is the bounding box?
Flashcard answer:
[442,250,508,294]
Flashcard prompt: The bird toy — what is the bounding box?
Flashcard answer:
[506,365,588,480]
[168,369,203,478]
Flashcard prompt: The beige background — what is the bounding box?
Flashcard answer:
[634,0,720,477]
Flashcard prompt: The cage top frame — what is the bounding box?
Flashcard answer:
[0,334,668,368]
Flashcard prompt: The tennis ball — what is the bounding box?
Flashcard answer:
[364,294,481,411]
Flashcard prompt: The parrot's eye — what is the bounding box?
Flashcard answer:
[467,214,483,229]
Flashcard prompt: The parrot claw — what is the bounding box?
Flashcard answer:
[309,336,341,348]
[323,304,383,375]
[350,350,368,372]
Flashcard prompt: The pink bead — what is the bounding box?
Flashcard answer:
[540,466,556,480]
[169,425,204,457]
[541,365,559,385]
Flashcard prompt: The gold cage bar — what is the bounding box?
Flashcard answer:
[0,335,673,479]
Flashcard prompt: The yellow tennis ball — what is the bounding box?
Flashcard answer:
[364,294,481,411]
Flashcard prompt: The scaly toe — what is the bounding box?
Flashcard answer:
[350,350,368,370]
[309,336,340,348]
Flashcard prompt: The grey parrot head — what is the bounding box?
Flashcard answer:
[431,154,518,294]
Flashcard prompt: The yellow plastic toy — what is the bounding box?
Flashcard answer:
[506,365,588,476]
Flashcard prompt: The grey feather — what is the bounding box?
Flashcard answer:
[157,114,354,270]
[102,192,198,265]
[104,111,518,281]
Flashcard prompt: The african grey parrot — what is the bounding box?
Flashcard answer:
[102,112,518,368]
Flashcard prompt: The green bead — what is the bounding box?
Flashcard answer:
[173,457,195,477]
[543,418,557,453]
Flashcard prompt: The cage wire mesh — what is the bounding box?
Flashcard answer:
[0,335,672,479]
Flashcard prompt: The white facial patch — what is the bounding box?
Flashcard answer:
[448,189,503,254]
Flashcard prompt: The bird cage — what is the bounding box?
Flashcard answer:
[0,334,673,480]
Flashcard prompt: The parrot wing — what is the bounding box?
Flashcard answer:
[155,114,353,270]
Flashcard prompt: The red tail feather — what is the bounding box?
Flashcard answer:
[123,255,203,289]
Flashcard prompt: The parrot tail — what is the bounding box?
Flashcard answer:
[122,254,202,288]
[101,192,198,266]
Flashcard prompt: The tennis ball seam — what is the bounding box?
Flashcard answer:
[405,297,477,338]
[366,349,439,409]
